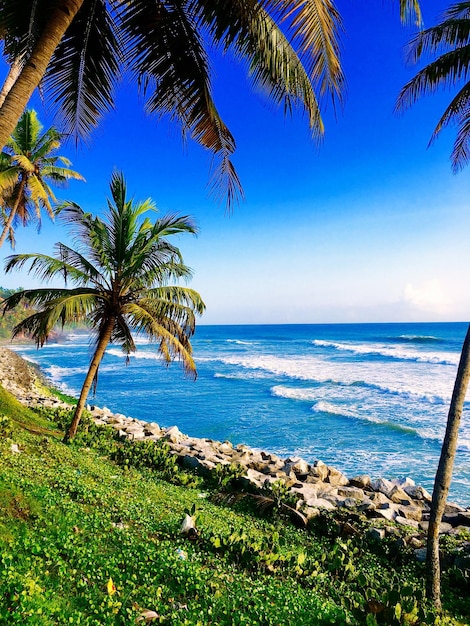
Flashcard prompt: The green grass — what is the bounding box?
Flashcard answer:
[0,389,469,625]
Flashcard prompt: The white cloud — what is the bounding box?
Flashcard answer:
[403,280,450,315]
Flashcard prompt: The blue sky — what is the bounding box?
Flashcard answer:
[1,0,470,325]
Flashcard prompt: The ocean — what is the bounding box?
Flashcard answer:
[11,322,470,505]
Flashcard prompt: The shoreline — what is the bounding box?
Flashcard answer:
[2,345,470,539]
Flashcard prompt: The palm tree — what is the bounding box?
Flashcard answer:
[1,170,205,441]
[0,108,84,248]
[396,3,470,609]
[0,0,422,208]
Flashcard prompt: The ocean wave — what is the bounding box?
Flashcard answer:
[106,347,161,361]
[396,335,442,343]
[311,400,359,419]
[311,401,425,437]
[271,385,317,401]
[354,381,450,405]
[312,339,457,366]
[226,339,256,346]
[215,371,269,380]
[46,364,89,378]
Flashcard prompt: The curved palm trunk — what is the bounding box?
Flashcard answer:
[64,316,115,442]
[0,178,26,248]
[0,0,84,150]
[0,57,23,108]
[426,322,470,608]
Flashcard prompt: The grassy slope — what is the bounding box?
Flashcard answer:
[0,386,469,626]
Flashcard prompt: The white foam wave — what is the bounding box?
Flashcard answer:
[106,348,161,361]
[271,385,317,401]
[312,400,359,419]
[364,382,449,405]
[46,364,89,378]
[215,371,269,380]
[226,339,255,345]
[312,339,457,366]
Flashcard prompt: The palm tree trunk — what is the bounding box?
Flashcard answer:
[0,0,84,150]
[0,57,23,108]
[63,316,115,442]
[0,177,26,248]
[426,322,470,609]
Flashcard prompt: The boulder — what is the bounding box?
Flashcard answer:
[284,456,310,477]
[403,485,432,502]
[372,506,398,522]
[163,425,186,444]
[398,504,423,522]
[337,486,366,500]
[308,461,328,482]
[371,478,395,499]
[419,521,453,534]
[367,527,386,541]
[350,475,371,489]
[144,422,162,436]
[389,485,412,506]
[326,466,349,486]
[395,516,420,529]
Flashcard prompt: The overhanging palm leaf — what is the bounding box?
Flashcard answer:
[2,170,205,441]
[44,0,121,141]
[0,0,422,207]
[396,2,470,170]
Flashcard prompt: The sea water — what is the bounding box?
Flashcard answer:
[12,322,470,505]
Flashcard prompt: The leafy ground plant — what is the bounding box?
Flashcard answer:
[0,385,469,625]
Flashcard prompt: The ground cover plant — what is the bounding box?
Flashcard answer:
[0,391,469,625]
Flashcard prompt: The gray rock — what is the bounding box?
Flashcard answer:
[419,521,453,534]
[284,456,310,476]
[163,425,186,444]
[389,486,412,506]
[349,475,371,489]
[414,547,427,562]
[357,497,376,512]
[367,527,386,541]
[371,478,395,498]
[445,502,466,515]
[309,461,328,482]
[144,422,161,436]
[326,466,349,486]
[395,516,420,529]
[373,507,397,521]
[339,497,361,509]
[398,505,423,522]
[403,485,432,502]
[337,486,366,500]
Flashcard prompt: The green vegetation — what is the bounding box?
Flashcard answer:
[0,109,83,249]
[2,171,205,441]
[1,388,469,625]
[0,287,28,339]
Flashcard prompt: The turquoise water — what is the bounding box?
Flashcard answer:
[12,322,470,505]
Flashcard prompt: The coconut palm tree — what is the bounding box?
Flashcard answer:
[0,0,422,207]
[0,108,84,248]
[1,170,205,441]
[396,3,470,609]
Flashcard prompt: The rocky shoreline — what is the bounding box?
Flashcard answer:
[2,346,470,553]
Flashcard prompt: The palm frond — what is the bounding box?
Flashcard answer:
[3,288,99,346]
[267,0,344,103]
[4,252,91,284]
[121,0,243,209]
[43,0,121,140]
[400,0,422,26]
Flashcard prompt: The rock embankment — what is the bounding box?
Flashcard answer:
[2,347,470,550]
